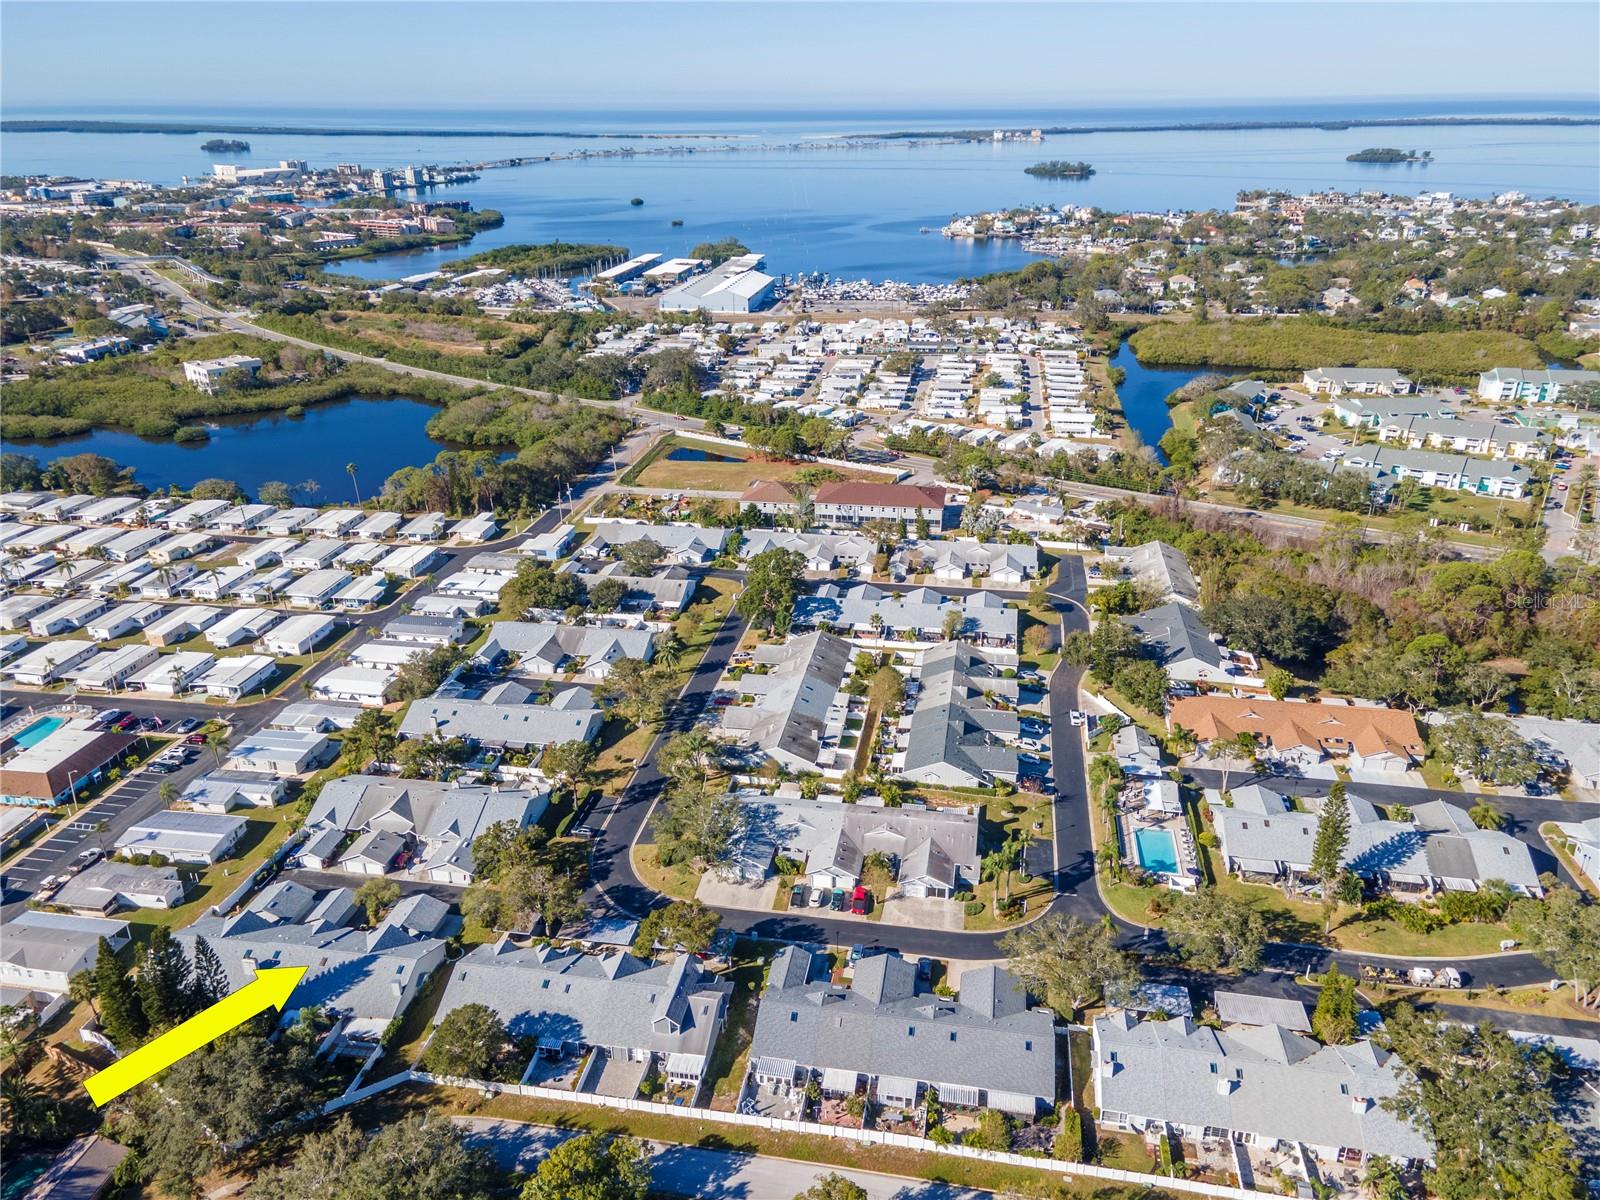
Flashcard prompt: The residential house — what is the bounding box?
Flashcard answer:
[795,584,1018,650]
[1091,1012,1432,1172]
[115,810,246,865]
[1301,368,1414,396]
[311,666,395,707]
[1169,696,1424,775]
[1122,603,1262,691]
[889,539,1038,584]
[812,482,951,532]
[740,794,980,898]
[260,613,337,656]
[306,775,550,885]
[584,522,730,566]
[51,862,187,913]
[475,622,654,680]
[748,949,1056,1116]
[437,941,732,1091]
[740,530,877,574]
[3,640,97,687]
[1211,787,1542,897]
[899,642,1021,787]
[223,730,332,776]
[397,684,605,752]
[0,912,130,996]
[1103,541,1201,606]
[195,654,276,701]
[175,883,449,1042]
[181,770,286,813]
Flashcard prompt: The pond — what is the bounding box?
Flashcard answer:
[1109,342,1212,459]
[10,395,451,498]
[664,446,744,463]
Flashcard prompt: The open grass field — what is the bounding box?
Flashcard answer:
[627,435,891,492]
[1129,320,1543,383]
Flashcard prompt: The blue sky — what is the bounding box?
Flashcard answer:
[4,1,1597,111]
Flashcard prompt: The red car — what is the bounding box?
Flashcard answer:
[185,733,208,745]
[850,886,871,915]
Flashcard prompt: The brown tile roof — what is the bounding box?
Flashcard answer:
[1168,697,1423,761]
[812,481,947,509]
[740,480,802,504]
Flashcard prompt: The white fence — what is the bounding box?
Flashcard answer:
[402,1069,1259,1199]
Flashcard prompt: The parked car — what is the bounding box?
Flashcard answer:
[790,883,808,908]
[184,733,207,745]
[169,718,201,735]
[810,886,829,908]
[113,715,139,731]
[93,709,124,727]
[829,888,847,911]
[850,885,871,915]
[76,848,103,867]
[1068,710,1085,727]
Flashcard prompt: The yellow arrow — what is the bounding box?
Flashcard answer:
[84,966,307,1106]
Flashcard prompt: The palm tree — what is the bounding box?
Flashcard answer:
[0,1073,60,1140]
[205,725,229,768]
[347,462,362,505]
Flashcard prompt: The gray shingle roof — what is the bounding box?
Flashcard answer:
[1093,1011,1432,1161]
[721,631,850,769]
[175,886,447,1028]
[901,642,1020,785]
[438,941,730,1062]
[750,948,1054,1103]
[1106,541,1200,605]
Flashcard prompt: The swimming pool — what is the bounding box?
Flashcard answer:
[1134,827,1180,876]
[10,716,65,750]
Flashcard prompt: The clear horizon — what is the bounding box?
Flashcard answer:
[4,1,1597,111]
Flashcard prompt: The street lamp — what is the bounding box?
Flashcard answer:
[66,769,81,819]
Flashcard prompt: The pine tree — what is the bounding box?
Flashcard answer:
[92,937,146,1048]
[191,936,230,1009]
[137,927,195,1030]
[1312,964,1359,1045]
[1311,782,1350,932]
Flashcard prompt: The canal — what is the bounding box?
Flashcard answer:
[1110,341,1211,457]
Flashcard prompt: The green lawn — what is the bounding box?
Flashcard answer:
[624,435,888,491]
[121,804,303,944]
[631,843,702,901]
[352,1084,1164,1200]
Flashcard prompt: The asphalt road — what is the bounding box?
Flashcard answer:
[0,423,654,912]
[577,546,1600,1022]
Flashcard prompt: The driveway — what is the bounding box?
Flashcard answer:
[694,873,777,913]
[880,895,966,932]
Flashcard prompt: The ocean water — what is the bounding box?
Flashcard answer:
[5,101,1596,283]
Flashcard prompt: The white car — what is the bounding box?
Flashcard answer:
[1069,710,1086,727]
